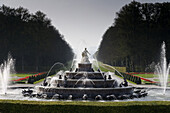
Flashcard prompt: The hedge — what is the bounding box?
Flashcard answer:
[1,100,170,113]
[27,71,55,84]
[115,71,141,84]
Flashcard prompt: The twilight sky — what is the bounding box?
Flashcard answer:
[1,0,170,54]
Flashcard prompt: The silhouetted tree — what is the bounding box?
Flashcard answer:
[0,5,74,72]
[98,1,170,72]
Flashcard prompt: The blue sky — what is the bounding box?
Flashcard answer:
[1,0,170,54]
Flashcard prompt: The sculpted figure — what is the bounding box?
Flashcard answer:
[81,48,90,63]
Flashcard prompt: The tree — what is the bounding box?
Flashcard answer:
[0,5,74,72]
[97,1,170,72]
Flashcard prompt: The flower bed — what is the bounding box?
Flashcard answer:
[139,77,158,84]
[12,72,46,82]
[27,71,56,84]
[128,73,158,84]
[130,72,154,74]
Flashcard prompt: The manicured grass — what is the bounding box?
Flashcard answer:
[33,74,56,84]
[134,74,170,79]
[99,65,113,72]
[115,74,136,84]
[153,79,170,81]
[153,79,170,86]
[33,78,45,84]
[100,64,126,73]
[11,74,34,83]
[135,74,170,85]
[96,63,136,84]
[142,80,157,85]
[94,62,126,73]
[134,74,155,78]
[11,74,34,77]
[1,100,170,113]
[93,63,112,72]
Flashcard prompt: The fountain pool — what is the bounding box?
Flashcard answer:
[1,88,170,102]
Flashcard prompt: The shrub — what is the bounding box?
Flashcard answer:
[115,71,141,84]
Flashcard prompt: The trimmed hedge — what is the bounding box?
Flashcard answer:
[1,100,170,113]
[115,71,141,84]
[27,71,55,84]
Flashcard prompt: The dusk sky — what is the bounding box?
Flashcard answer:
[1,0,170,54]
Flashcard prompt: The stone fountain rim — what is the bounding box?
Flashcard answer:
[37,86,134,90]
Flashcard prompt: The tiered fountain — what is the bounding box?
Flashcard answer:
[32,48,146,100]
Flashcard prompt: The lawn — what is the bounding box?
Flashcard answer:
[11,73,43,84]
[33,74,56,84]
[95,63,136,84]
[133,74,155,78]
[11,73,35,83]
[1,100,170,113]
[11,73,34,77]
[94,62,126,73]
[11,72,56,84]
[153,79,170,82]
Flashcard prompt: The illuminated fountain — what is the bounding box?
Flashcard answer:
[155,42,170,94]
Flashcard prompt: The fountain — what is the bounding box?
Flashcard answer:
[155,42,170,94]
[25,48,147,100]
[3,47,170,101]
[0,55,15,94]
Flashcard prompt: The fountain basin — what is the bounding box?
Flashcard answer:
[37,86,134,99]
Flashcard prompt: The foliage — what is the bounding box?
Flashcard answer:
[27,72,55,84]
[97,1,170,72]
[0,5,74,72]
[115,71,142,84]
[1,100,170,113]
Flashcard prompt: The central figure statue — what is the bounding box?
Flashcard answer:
[81,48,91,63]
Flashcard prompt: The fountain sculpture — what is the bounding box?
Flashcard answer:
[23,48,147,100]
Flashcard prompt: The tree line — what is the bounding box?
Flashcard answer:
[97,1,170,72]
[0,5,74,72]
